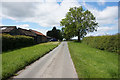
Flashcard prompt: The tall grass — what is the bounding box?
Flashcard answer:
[2,42,59,80]
[68,42,119,78]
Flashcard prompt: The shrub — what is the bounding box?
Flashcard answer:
[82,34,119,53]
[2,34,35,51]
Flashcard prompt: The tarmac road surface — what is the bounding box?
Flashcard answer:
[14,42,78,78]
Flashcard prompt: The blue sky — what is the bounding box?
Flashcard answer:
[0,0,119,37]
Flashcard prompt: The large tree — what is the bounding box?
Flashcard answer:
[60,6,98,42]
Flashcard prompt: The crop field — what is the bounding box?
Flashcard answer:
[2,42,59,80]
[68,42,119,78]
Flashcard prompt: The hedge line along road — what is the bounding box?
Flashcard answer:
[14,42,78,78]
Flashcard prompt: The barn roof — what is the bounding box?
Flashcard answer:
[18,28,36,37]
[0,26,46,37]
[1,26,17,33]
[30,29,46,37]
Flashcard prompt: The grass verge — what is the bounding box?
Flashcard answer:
[2,42,59,80]
[68,41,119,78]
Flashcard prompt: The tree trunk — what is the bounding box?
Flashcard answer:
[77,30,81,42]
[78,35,80,42]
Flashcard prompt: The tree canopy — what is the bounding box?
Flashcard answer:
[60,6,98,42]
[47,27,63,41]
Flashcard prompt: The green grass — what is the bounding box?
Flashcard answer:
[68,41,119,78]
[2,42,59,80]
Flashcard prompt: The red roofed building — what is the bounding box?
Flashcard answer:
[1,26,48,44]
[30,29,48,43]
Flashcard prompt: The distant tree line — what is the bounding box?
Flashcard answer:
[47,27,63,41]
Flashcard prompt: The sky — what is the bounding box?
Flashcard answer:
[0,0,119,38]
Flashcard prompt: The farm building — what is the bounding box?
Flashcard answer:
[18,28,36,37]
[30,29,48,43]
[1,26,20,35]
[1,26,48,43]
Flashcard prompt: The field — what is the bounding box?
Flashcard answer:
[2,42,59,80]
[68,42,119,78]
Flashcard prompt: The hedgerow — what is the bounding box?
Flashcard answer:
[82,34,119,53]
[2,34,35,51]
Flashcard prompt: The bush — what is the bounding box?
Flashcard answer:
[82,34,119,53]
[2,34,35,51]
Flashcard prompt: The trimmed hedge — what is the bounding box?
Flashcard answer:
[2,34,35,51]
[82,34,119,53]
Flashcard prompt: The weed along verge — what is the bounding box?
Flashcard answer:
[2,42,60,80]
[68,42,119,78]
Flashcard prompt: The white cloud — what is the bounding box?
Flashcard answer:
[1,0,119,2]
[83,4,118,25]
[1,1,118,27]
[96,6,118,24]
[97,26,116,32]
[86,25,118,36]
[17,24,47,35]
[1,0,44,2]
[81,2,118,36]
[1,0,118,36]
[17,24,30,29]
[97,0,105,5]
[1,0,80,27]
